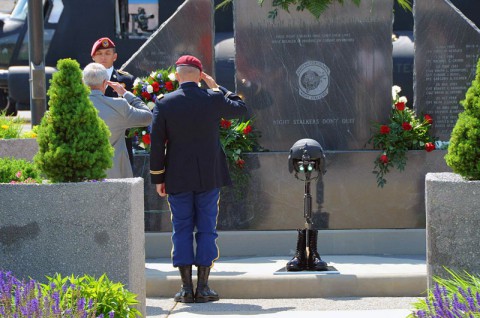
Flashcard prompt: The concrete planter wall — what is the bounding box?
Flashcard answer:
[0,138,38,161]
[0,178,146,316]
[425,173,480,288]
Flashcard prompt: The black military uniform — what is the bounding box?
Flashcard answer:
[149,55,247,304]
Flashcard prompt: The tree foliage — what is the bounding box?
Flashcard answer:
[216,0,412,19]
[34,58,113,182]
[445,58,480,180]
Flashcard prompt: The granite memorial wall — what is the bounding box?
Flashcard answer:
[234,0,393,151]
[414,0,480,142]
[136,0,458,232]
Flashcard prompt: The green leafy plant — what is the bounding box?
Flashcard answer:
[34,58,113,182]
[216,0,412,19]
[409,268,480,317]
[42,273,141,318]
[445,58,480,180]
[0,110,24,139]
[220,117,262,188]
[0,111,39,139]
[0,157,41,183]
[368,86,436,187]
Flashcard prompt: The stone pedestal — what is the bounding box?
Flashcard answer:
[425,172,480,288]
[0,178,146,316]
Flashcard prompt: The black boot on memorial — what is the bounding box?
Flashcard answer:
[195,266,219,303]
[174,265,194,303]
[307,229,328,271]
[286,228,307,271]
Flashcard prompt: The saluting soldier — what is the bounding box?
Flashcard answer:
[150,55,247,303]
[91,37,136,168]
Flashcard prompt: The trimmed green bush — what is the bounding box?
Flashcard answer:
[445,58,480,179]
[0,157,41,183]
[34,58,113,182]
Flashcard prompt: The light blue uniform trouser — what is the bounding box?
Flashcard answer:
[168,188,220,267]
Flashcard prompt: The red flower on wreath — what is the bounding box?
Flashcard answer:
[151,82,160,92]
[165,81,175,91]
[395,101,405,111]
[425,142,435,152]
[243,125,252,135]
[379,154,388,164]
[220,119,232,129]
[424,114,433,124]
[142,134,151,145]
[380,125,390,134]
[402,122,412,131]
[141,91,151,100]
[236,158,245,168]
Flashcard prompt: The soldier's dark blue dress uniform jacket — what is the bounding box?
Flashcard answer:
[150,82,247,194]
[104,69,135,97]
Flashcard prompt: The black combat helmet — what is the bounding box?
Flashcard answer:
[288,138,326,175]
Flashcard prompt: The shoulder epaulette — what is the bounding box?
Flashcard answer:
[117,69,132,76]
[157,94,164,100]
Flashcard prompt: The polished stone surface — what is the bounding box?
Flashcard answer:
[234,0,393,151]
[139,151,450,232]
[121,0,214,77]
[425,173,480,288]
[414,0,480,143]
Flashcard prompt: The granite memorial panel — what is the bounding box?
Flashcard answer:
[137,151,450,232]
[414,0,480,142]
[234,0,393,151]
[121,0,214,77]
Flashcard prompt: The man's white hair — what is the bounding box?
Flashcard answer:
[176,65,200,76]
[83,63,109,87]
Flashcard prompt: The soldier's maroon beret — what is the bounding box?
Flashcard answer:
[175,55,203,72]
[91,37,116,57]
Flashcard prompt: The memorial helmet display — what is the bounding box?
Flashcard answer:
[288,138,326,175]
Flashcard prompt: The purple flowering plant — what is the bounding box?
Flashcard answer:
[409,268,480,317]
[0,270,97,317]
[0,271,140,317]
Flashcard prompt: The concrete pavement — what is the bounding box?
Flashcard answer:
[146,297,419,317]
[145,254,426,317]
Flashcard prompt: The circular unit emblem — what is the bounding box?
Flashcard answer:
[296,61,330,100]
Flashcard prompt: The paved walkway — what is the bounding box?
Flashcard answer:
[146,297,419,317]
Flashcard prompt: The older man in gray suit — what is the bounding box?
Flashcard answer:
[83,62,152,178]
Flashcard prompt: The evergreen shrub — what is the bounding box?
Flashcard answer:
[445,58,480,179]
[34,58,113,182]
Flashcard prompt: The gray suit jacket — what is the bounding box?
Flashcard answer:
[90,90,152,178]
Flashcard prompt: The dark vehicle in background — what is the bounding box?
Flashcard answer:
[0,0,187,114]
